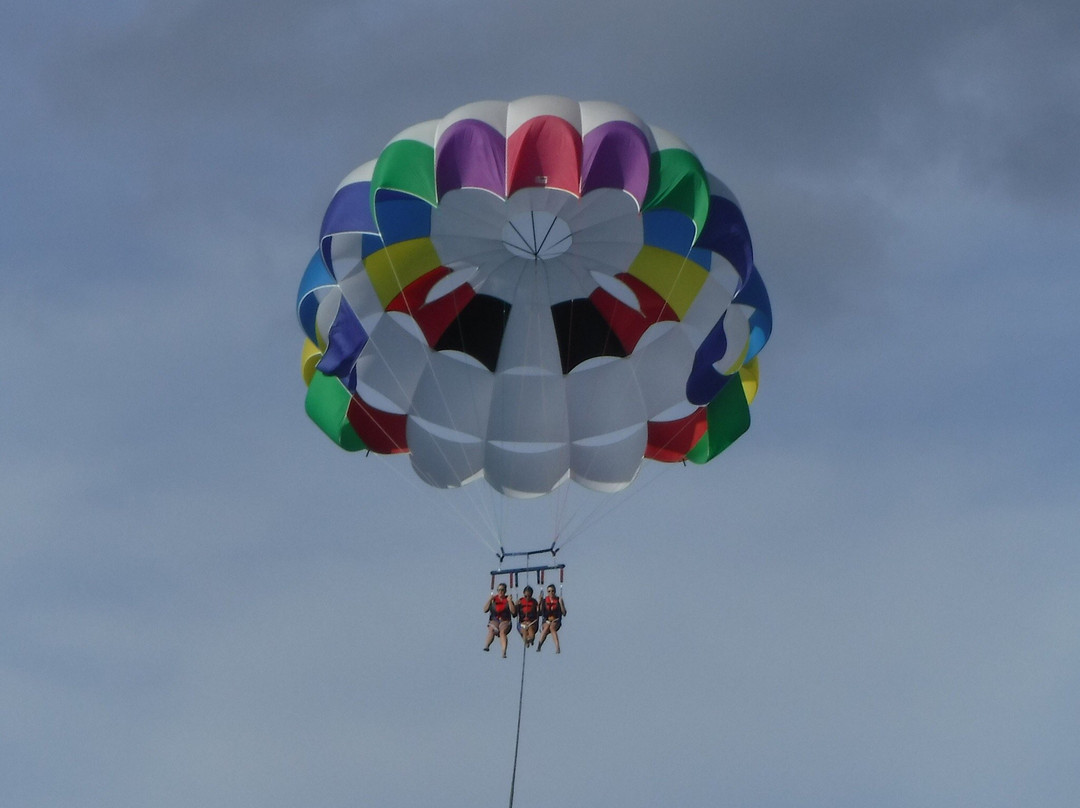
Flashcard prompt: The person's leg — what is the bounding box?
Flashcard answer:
[484,623,496,651]
[551,625,560,654]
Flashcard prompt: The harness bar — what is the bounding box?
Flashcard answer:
[490,563,566,590]
[496,545,558,564]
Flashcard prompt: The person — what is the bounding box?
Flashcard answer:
[483,583,516,657]
[536,584,566,654]
[515,585,539,648]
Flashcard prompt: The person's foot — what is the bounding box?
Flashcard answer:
[502,652,507,658]
[483,646,489,652]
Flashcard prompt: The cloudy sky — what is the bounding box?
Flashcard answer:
[4,1,1079,806]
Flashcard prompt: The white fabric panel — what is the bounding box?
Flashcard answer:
[579,101,655,150]
[629,323,698,418]
[410,350,493,439]
[471,256,527,303]
[435,100,509,140]
[540,255,594,305]
[432,187,645,308]
[431,188,507,259]
[567,219,643,276]
[570,427,646,492]
[327,232,366,273]
[565,189,643,275]
[338,271,385,329]
[649,126,695,155]
[507,95,582,135]
[485,442,571,498]
[497,265,563,375]
[713,305,752,375]
[486,369,568,444]
[385,119,438,148]
[407,417,485,489]
[706,171,742,209]
[707,253,743,299]
[333,160,375,194]
[485,364,570,495]
[352,312,429,413]
[406,354,492,486]
[567,187,641,230]
[566,358,646,441]
[681,267,735,337]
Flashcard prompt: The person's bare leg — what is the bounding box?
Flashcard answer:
[499,625,509,657]
[484,625,496,651]
[551,626,560,654]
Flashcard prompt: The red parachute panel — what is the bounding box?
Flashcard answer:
[506,115,583,196]
[346,396,409,454]
[646,408,707,462]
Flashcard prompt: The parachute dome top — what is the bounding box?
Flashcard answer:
[296,95,772,499]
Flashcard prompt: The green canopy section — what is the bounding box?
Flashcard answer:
[685,375,751,464]
[305,371,366,452]
[643,148,710,238]
[370,139,437,206]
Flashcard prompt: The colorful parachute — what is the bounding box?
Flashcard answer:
[297,96,771,499]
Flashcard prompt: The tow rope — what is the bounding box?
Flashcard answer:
[507,637,528,808]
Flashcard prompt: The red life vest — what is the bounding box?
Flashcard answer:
[491,594,511,620]
[543,595,561,619]
[518,597,538,621]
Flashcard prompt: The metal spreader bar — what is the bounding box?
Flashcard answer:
[490,545,564,589]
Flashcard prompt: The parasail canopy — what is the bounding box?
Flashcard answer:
[297,96,771,500]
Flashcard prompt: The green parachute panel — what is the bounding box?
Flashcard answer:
[371,139,437,206]
[686,376,751,464]
[643,148,710,237]
[305,371,366,452]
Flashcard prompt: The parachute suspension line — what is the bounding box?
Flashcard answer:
[355,321,508,553]
[367,277,502,552]
[557,462,677,553]
[548,482,571,554]
[507,634,529,808]
[367,451,501,554]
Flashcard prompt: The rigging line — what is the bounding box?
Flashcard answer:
[335,320,496,550]
[557,461,677,553]
[365,451,501,555]
[507,634,529,808]
[366,257,503,546]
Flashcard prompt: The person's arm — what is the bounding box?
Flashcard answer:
[483,594,493,613]
[510,598,518,617]
[559,597,567,616]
